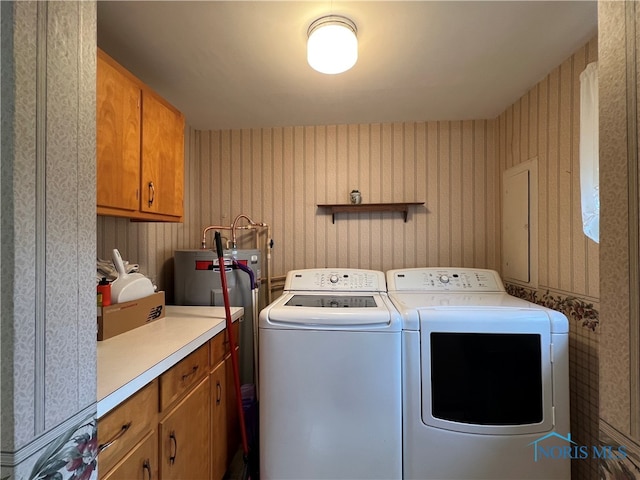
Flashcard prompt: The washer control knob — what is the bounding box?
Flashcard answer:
[439,275,450,284]
[329,274,339,284]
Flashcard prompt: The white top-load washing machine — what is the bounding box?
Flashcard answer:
[387,268,570,480]
[259,268,402,480]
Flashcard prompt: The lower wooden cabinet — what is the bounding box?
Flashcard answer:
[103,431,157,480]
[98,326,242,480]
[159,376,211,480]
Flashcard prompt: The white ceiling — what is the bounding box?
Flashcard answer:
[97,1,597,131]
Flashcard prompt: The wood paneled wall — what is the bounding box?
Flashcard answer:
[496,37,599,300]
[98,120,500,301]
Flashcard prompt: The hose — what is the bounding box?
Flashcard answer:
[233,260,260,399]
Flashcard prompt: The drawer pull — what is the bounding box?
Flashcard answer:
[169,431,178,465]
[143,459,152,480]
[148,181,155,207]
[181,365,199,382]
[216,381,222,405]
[98,422,132,453]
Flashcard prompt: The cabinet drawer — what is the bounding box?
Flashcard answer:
[210,321,240,368]
[160,343,209,411]
[210,330,225,368]
[102,430,157,480]
[98,380,158,476]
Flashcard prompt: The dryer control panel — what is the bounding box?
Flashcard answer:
[387,268,505,292]
[284,268,385,292]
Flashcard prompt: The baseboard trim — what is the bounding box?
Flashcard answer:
[599,419,640,478]
[0,403,96,468]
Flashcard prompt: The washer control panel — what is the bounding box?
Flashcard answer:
[387,268,504,292]
[284,269,385,292]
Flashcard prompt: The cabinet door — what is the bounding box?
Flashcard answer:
[140,90,184,218]
[96,51,141,212]
[210,361,228,480]
[159,377,210,480]
[102,431,157,480]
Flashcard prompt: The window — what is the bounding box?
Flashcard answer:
[579,61,599,243]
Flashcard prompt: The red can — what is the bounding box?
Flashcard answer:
[97,277,111,307]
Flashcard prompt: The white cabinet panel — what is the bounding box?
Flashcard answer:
[502,160,537,286]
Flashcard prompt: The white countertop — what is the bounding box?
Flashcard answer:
[97,305,243,418]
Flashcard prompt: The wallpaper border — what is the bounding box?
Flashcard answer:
[0,403,95,468]
[504,282,599,331]
[600,419,640,479]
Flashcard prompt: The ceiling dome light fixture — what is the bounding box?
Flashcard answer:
[307,15,358,75]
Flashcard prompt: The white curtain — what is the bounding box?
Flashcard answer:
[579,61,599,243]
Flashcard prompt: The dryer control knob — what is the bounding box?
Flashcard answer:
[329,274,339,284]
[439,275,450,284]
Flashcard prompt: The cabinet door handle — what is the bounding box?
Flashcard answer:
[148,181,155,207]
[169,431,178,465]
[216,381,222,405]
[181,365,198,382]
[143,459,152,480]
[98,422,132,453]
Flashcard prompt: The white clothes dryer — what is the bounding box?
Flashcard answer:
[259,269,402,480]
[387,268,570,480]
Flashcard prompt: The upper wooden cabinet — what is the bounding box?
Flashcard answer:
[96,51,141,213]
[140,92,184,218]
[97,49,184,222]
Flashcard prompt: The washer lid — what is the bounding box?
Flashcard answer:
[260,292,401,330]
[285,295,378,308]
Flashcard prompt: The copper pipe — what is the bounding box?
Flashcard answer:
[201,224,232,249]
[203,215,273,303]
[231,214,257,249]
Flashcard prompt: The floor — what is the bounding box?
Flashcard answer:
[224,447,258,480]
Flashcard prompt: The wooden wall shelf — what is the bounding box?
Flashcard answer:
[317,202,425,223]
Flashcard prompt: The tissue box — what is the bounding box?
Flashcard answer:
[98,291,165,341]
